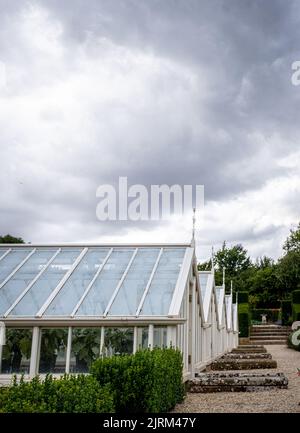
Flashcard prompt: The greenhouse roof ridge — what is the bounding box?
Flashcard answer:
[0,242,192,248]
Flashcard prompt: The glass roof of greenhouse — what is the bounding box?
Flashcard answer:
[0,245,192,319]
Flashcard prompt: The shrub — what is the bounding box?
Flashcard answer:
[0,374,114,413]
[90,347,184,413]
[281,300,292,325]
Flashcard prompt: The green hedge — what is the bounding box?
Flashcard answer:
[251,309,280,323]
[238,292,249,304]
[292,290,300,321]
[238,292,250,337]
[90,348,184,413]
[0,374,114,413]
[281,300,292,325]
[292,290,300,304]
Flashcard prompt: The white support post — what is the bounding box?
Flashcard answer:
[148,324,154,350]
[29,327,40,377]
[133,327,138,354]
[100,327,105,356]
[191,279,196,377]
[65,327,72,374]
[167,326,176,348]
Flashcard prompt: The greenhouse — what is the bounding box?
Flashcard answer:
[0,243,238,383]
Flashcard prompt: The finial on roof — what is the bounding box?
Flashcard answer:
[230,280,233,296]
[222,267,226,288]
[191,207,196,247]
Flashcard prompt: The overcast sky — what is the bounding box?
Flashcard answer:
[0,0,299,262]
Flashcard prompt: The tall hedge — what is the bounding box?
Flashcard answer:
[90,347,184,413]
[238,292,250,337]
[292,290,300,321]
[281,300,292,325]
[0,374,114,413]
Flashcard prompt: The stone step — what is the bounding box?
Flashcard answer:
[251,326,291,330]
[189,372,288,393]
[251,330,290,334]
[222,353,272,360]
[232,347,267,353]
[250,335,287,340]
[249,340,287,345]
[207,359,277,371]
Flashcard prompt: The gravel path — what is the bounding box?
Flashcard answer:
[173,345,300,413]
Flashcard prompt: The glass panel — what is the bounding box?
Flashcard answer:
[0,248,32,285]
[70,328,102,373]
[102,327,134,356]
[199,273,209,300]
[153,326,167,348]
[0,249,57,316]
[1,328,32,374]
[76,249,134,316]
[109,248,160,316]
[44,249,110,316]
[136,327,149,350]
[141,248,186,316]
[9,249,82,316]
[38,328,68,373]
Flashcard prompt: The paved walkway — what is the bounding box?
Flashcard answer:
[173,345,300,413]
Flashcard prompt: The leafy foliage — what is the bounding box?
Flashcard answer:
[90,347,184,413]
[0,234,24,243]
[0,374,114,413]
[198,222,300,309]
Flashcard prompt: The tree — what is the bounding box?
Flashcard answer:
[283,223,300,253]
[0,234,24,244]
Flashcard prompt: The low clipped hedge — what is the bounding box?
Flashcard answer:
[281,300,292,325]
[292,290,300,321]
[90,347,184,413]
[238,292,250,337]
[251,309,280,323]
[0,374,114,413]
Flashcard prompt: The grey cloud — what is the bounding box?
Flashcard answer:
[0,0,299,256]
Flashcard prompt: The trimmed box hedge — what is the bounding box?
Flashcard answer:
[90,347,184,413]
[0,374,114,413]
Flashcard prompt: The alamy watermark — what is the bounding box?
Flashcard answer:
[96,177,204,221]
[291,61,300,86]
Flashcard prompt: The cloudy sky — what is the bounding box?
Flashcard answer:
[0,0,299,262]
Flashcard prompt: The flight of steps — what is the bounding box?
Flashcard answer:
[188,344,288,393]
[249,325,291,345]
